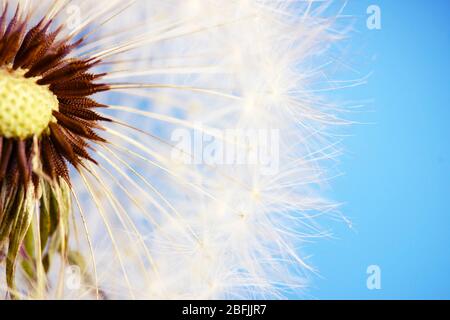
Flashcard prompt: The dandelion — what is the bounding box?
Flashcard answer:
[0,0,354,299]
[0,0,114,298]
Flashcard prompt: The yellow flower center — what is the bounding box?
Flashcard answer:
[0,66,59,139]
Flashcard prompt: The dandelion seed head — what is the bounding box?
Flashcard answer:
[0,0,355,300]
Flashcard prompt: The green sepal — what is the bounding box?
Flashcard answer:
[6,187,34,299]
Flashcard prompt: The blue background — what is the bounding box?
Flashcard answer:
[309,0,450,299]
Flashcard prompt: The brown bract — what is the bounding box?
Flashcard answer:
[0,3,110,193]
